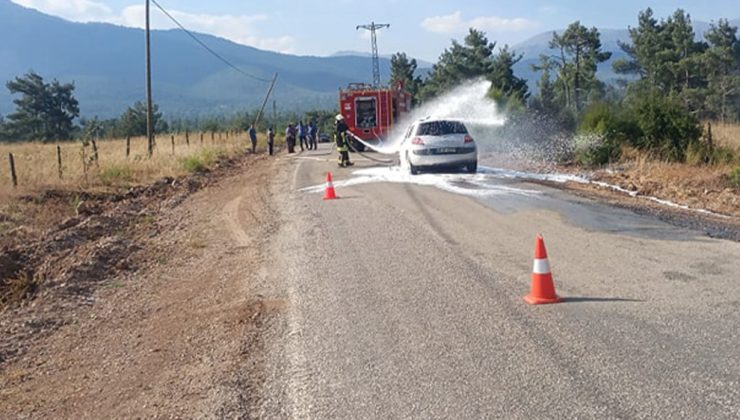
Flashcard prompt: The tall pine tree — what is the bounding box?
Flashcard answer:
[5,71,79,141]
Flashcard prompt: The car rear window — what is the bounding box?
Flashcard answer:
[416,121,468,136]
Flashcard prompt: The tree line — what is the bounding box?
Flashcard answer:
[389,8,740,164]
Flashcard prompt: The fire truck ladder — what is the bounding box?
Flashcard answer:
[356,22,390,88]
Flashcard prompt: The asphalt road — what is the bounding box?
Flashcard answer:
[250,143,740,419]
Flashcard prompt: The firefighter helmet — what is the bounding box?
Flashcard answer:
[335,114,345,121]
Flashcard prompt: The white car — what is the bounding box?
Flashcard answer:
[400,118,477,174]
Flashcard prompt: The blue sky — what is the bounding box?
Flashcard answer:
[11,0,740,61]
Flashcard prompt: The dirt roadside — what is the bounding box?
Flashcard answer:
[0,153,282,418]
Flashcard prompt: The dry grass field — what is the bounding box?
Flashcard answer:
[711,121,740,152]
[0,132,268,199]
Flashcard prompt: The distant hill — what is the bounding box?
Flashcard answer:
[0,0,397,118]
[512,19,740,92]
[2,0,737,118]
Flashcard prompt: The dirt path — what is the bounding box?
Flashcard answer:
[0,155,281,418]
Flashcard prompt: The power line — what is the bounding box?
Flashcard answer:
[150,0,272,83]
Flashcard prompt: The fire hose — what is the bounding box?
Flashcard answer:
[344,131,395,165]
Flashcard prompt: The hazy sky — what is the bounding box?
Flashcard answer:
[10,0,740,61]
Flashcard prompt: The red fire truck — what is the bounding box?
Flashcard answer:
[338,81,413,151]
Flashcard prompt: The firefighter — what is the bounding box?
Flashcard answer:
[335,114,353,167]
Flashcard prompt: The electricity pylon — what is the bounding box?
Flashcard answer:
[356,22,390,87]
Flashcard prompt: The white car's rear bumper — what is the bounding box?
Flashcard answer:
[408,148,477,168]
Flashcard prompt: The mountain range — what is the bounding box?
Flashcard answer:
[1,0,738,119]
[0,0,394,118]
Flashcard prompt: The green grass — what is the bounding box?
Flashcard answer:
[99,164,135,186]
[179,156,206,173]
[179,148,222,173]
[730,167,740,189]
[108,281,126,289]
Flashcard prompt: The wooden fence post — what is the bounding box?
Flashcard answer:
[126,136,131,158]
[211,132,215,143]
[91,140,99,167]
[171,135,175,155]
[185,130,190,147]
[8,153,17,187]
[200,132,204,144]
[57,145,63,179]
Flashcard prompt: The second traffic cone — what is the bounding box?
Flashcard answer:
[323,172,338,200]
[524,234,562,305]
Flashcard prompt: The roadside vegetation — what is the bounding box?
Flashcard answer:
[0,133,253,197]
[387,7,740,214]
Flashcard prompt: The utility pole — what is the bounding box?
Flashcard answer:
[272,100,276,128]
[356,22,390,87]
[253,73,279,128]
[145,0,154,157]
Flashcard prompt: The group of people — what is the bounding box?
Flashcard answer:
[246,114,353,167]
[284,120,318,153]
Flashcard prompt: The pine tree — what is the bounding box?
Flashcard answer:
[549,22,612,114]
[488,45,529,108]
[420,28,496,100]
[389,52,422,103]
[530,55,558,114]
[703,19,740,121]
[117,101,165,137]
[4,71,79,141]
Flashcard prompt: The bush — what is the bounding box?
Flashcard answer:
[99,164,134,185]
[179,148,219,173]
[686,141,737,166]
[730,167,740,189]
[631,95,701,162]
[180,156,207,173]
[712,147,737,165]
[576,103,631,166]
[573,133,615,166]
[686,140,710,165]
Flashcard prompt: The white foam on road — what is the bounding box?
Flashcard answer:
[302,164,731,219]
[301,166,542,198]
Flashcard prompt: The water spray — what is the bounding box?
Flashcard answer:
[354,78,506,155]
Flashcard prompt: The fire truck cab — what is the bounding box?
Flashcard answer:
[338,82,412,151]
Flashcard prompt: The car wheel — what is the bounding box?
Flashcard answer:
[467,161,477,173]
[407,153,419,175]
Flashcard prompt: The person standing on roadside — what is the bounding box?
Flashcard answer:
[285,123,296,154]
[308,120,318,150]
[267,125,275,156]
[248,123,257,154]
[298,120,307,151]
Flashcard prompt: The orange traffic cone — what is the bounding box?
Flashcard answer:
[323,172,338,200]
[524,234,562,305]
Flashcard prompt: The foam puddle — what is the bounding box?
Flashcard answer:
[301,166,542,198]
[302,165,730,219]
